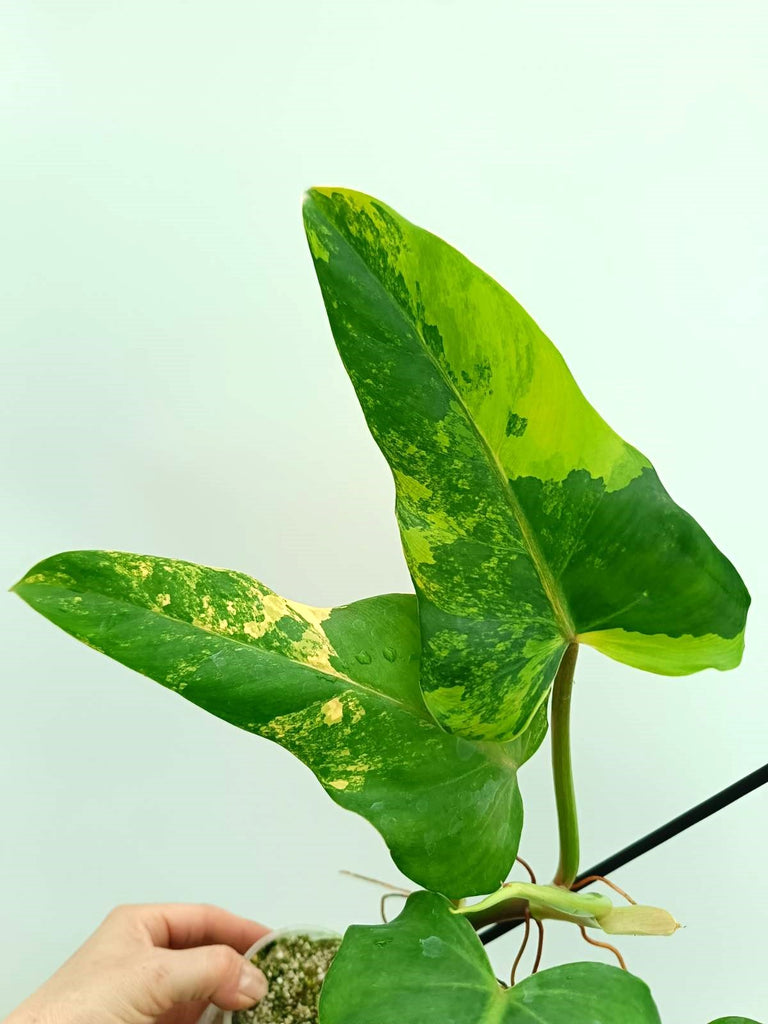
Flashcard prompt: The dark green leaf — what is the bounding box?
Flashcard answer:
[319,891,661,1024]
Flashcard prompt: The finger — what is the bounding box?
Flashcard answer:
[149,945,268,1012]
[134,903,269,952]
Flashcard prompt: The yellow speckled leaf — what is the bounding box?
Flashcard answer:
[13,549,546,897]
[304,187,750,742]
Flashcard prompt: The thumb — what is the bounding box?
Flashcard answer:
[150,945,268,1011]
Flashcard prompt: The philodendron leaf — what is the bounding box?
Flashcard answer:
[318,890,661,1024]
[708,1019,763,1023]
[13,550,546,897]
[304,187,751,741]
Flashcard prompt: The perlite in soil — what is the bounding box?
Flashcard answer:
[233,934,341,1024]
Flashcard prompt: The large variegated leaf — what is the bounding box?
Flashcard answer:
[318,891,661,1024]
[304,187,751,741]
[13,550,545,897]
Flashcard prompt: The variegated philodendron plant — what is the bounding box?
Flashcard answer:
[14,189,756,1024]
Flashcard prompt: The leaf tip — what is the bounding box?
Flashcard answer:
[302,185,337,213]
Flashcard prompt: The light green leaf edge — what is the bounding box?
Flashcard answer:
[318,890,662,1024]
[303,186,750,742]
[13,549,546,897]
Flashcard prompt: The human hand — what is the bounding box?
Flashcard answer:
[3,903,270,1024]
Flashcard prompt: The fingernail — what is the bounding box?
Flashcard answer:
[238,961,268,1003]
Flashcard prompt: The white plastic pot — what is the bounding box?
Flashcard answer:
[196,926,340,1024]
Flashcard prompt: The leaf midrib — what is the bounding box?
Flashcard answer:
[15,574,428,721]
[18,570,532,772]
[323,204,576,641]
[416,339,575,639]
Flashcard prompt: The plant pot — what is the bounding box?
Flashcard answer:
[196,927,341,1024]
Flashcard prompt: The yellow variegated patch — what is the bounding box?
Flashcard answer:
[304,187,750,741]
[13,549,547,897]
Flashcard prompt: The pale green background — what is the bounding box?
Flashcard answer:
[1,2,766,1021]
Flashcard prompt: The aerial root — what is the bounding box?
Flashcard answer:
[340,869,411,894]
[510,908,531,986]
[571,873,637,905]
[339,871,411,925]
[578,925,627,971]
[531,917,544,974]
[502,857,544,981]
[571,872,633,971]
[379,891,409,924]
[515,855,537,884]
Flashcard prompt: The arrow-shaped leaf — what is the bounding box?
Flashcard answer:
[304,187,751,742]
[13,550,545,897]
[318,890,661,1024]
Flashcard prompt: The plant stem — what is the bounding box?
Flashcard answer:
[551,642,579,889]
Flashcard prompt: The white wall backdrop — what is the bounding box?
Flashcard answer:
[1,2,766,1021]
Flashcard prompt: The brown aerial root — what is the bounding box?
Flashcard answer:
[510,909,531,986]
[515,856,538,885]
[340,870,411,924]
[571,874,637,905]
[578,925,628,971]
[379,891,409,924]
[503,857,544,980]
[508,912,544,985]
[340,869,411,895]
[531,917,544,974]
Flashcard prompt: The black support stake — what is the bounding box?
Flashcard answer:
[480,761,768,945]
